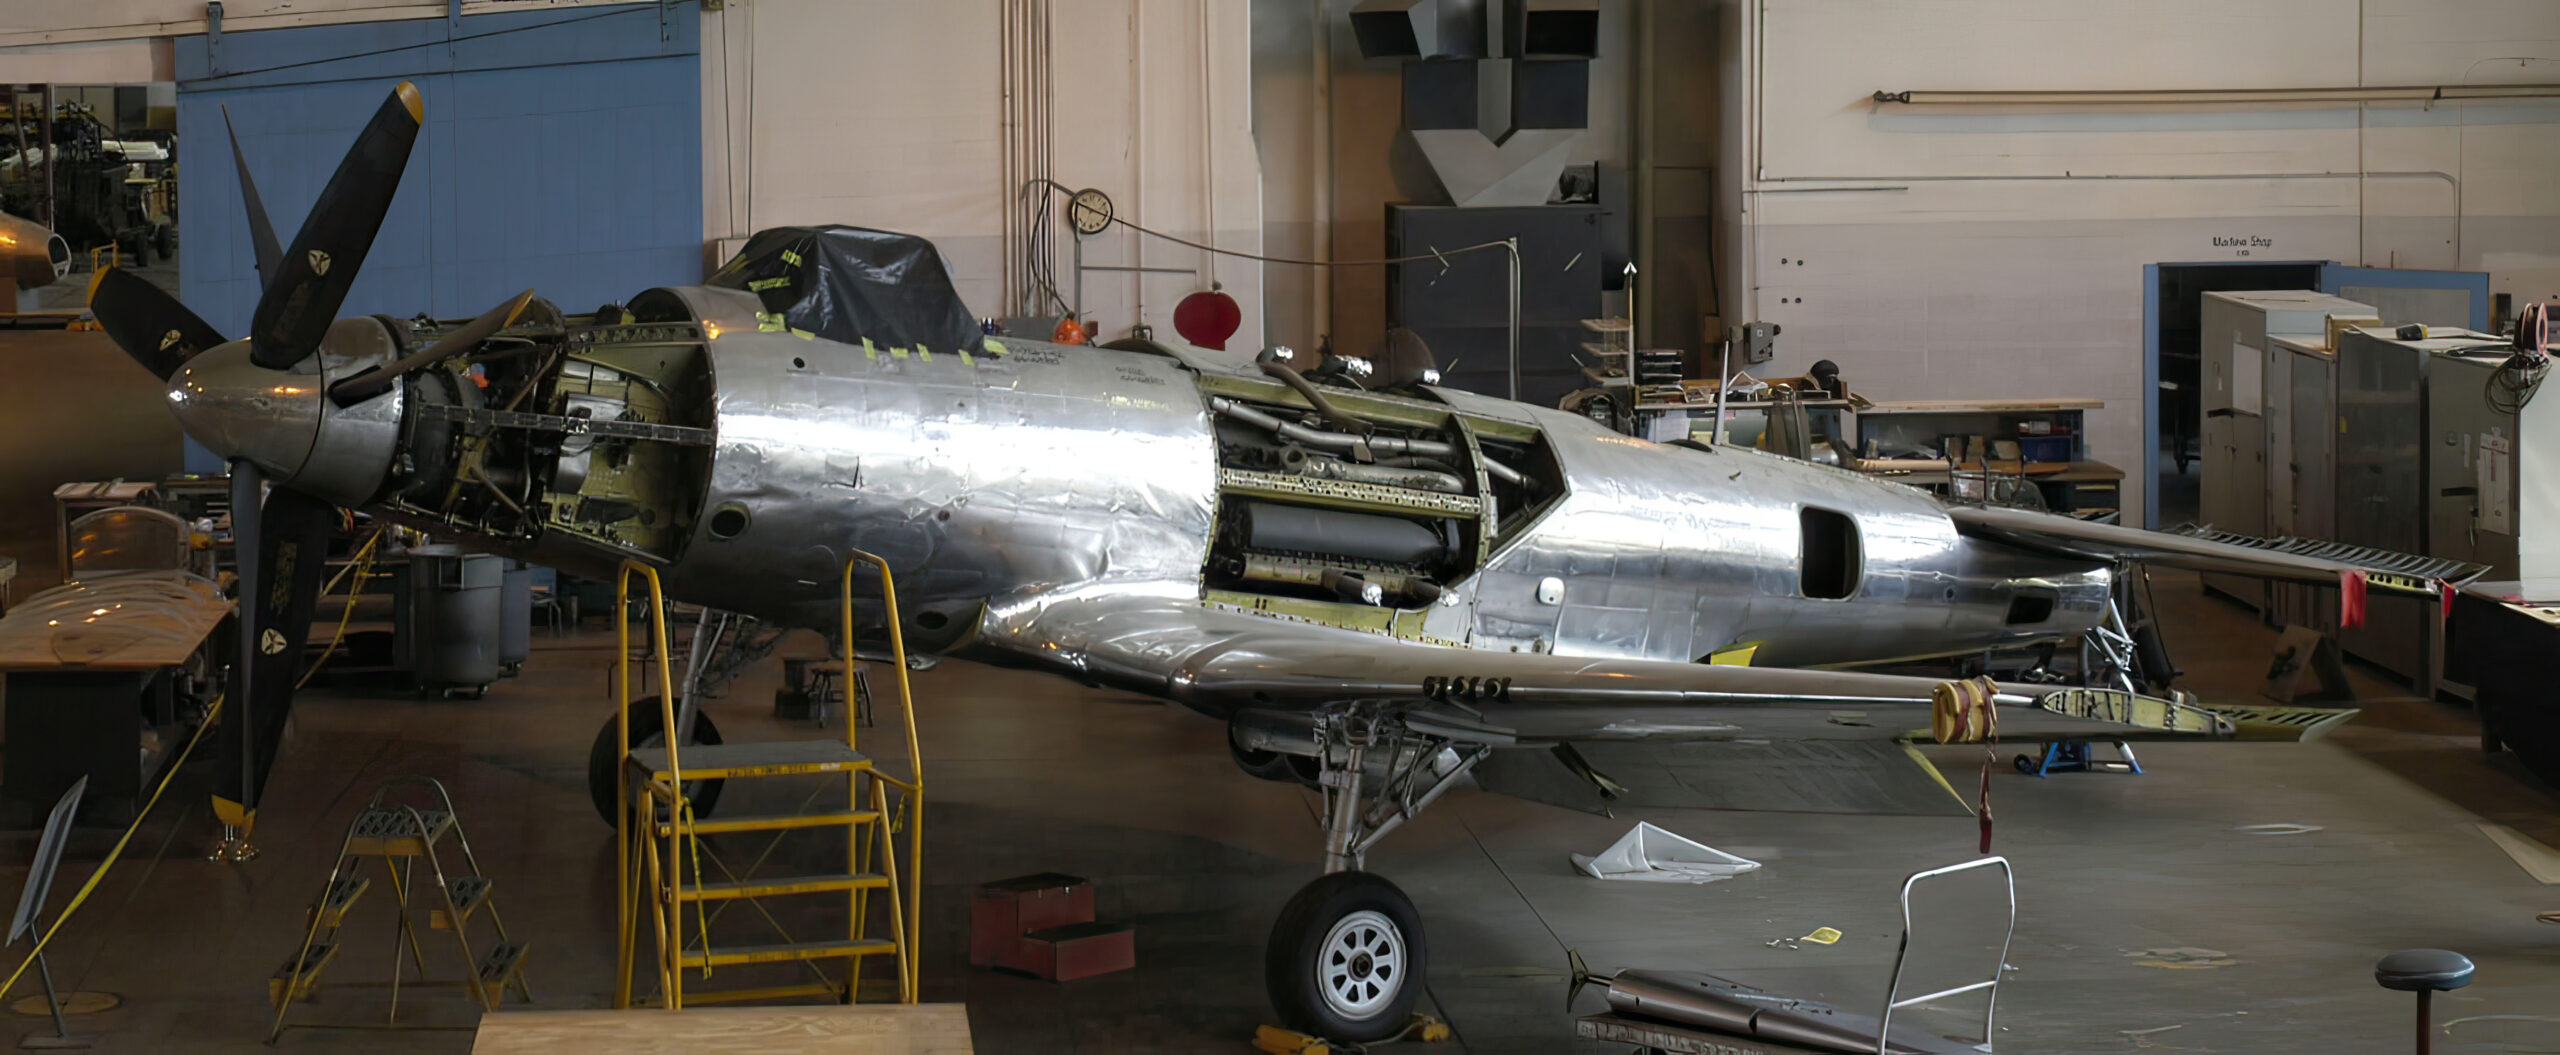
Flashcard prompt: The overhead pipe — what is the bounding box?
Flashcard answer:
[1872,83,2560,107]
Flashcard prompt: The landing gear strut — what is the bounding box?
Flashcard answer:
[1263,702,1486,1042]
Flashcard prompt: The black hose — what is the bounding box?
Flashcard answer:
[1259,359,1368,435]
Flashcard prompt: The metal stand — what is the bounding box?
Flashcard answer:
[206,823,258,862]
[1877,856,2017,1054]
[2014,741,2142,777]
[10,779,90,1049]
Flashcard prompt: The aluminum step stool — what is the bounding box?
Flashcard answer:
[269,777,530,1042]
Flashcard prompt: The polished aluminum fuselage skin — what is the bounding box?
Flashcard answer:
[650,324,2112,680]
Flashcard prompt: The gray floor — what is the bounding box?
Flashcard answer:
[5,570,2558,1052]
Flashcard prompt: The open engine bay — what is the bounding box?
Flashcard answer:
[1195,359,1563,623]
[372,291,716,571]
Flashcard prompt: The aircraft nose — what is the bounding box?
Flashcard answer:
[166,338,404,507]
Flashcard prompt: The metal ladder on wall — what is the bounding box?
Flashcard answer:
[269,777,531,1041]
[613,554,925,1009]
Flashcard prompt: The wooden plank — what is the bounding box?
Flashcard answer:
[472,1004,973,1055]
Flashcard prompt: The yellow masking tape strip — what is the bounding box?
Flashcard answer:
[891,347,909,360]
[1708,642,1759,666]
[917,345,932,363]
[0,693,226,1004]
[862,338,878,360]
[983,338,1008,356]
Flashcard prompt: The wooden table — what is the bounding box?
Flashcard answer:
[472,1004,973,1055]
[0,572,229,823]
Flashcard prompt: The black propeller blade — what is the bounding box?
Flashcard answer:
[222,105,282,286]
[330,289,538,406]
[247,81,424,369]
[212,463,338,834]
[89,267,225,380]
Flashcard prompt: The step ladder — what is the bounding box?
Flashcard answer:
[613,554,924,1009]
[269,777,531,1041]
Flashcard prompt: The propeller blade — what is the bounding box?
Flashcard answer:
[213,466,336,833]
[247,81,424,369]
[330,289,538,406]
[222,105,282,286]
[89,267,225,380]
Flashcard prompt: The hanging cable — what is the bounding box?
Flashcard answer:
[1019,179,1513,269]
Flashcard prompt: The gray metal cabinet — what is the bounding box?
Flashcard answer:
[2200,291,2374,610]
[2425,339,2560,582]
[2268,336,2346,629]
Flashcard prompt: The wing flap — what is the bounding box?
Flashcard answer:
[1945,503,2485,593]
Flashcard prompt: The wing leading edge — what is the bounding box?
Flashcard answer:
[979,595,2254,747]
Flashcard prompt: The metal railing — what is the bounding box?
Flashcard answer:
[843,549,924,1000]
[1876,855,2016,1054]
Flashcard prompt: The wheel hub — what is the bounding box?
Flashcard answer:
[1319,909,1404,1019]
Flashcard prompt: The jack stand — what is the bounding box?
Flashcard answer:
[206,824,258,862]
[1253,1014,1452,1053]
[2263,625,2357,704]
[2015,741,2142,776]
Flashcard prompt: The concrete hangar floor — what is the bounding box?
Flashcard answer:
[8,569,2558,1053]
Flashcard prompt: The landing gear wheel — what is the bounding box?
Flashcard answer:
[1228,727,1297,783]
[1266,871,1425,1043]
[587,697,724,826]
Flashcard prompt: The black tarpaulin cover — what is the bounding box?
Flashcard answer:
[707,225,985,353]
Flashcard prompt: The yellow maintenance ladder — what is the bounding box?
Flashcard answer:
[613,554,924,1008]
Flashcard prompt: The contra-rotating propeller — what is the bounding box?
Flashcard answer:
[85,82,435,851]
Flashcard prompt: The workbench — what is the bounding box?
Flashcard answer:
[0,571,227,825]
[1853,399,2119,517]
[471,1004,973,1054]
[2448,580,2560,784]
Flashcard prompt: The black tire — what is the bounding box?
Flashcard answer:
[1266,871,1425,1043]
[1228,727,1297,783]
[587,698,724,826]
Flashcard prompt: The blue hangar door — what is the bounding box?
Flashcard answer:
[173,6,701,466]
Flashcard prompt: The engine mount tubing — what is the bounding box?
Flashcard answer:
[1210,397,1529,488]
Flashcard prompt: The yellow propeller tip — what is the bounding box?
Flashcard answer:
[395,81,424,123]
[84,267,110,307]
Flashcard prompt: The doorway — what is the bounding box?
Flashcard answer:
[2143,261,2324,529]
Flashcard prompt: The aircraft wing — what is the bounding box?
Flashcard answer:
[1945,503,2487,594]
[978,594,2274,748]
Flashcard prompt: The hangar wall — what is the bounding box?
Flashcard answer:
[1717,0,2560,525]
[698,0,1266,354]
[172,7,702,337]
[1249,0,1659,360]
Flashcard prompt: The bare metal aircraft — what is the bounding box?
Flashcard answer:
[88,83,2479,1041]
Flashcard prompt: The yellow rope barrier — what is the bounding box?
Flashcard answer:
[2,522,388,1000]
[0,693,226,1003]
[298,527,387,691]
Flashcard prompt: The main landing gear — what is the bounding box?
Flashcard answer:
[1259,702,1488,1043]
